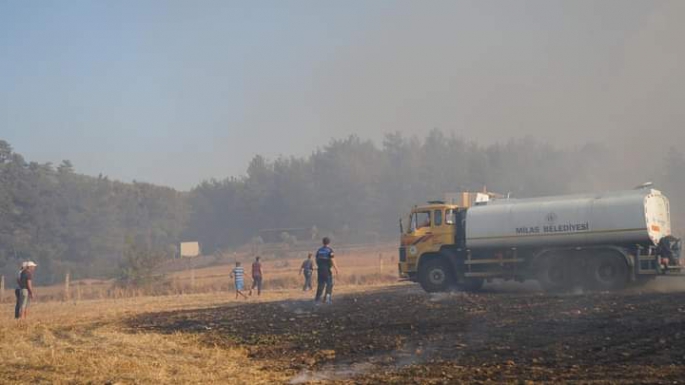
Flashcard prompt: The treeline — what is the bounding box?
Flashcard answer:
[0,141,188,284]
[185,129,682,250]
[1,130,684,284]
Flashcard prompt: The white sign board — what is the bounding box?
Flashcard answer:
[180,242,200,258]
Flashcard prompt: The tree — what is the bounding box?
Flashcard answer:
[57,160,74,174]
[118,239,170,287]
[0,140,12,163]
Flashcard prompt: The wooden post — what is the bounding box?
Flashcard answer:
[173,275,179,295]
[190,258,196,290]
[0,275,4,302]
[64,272,70,301]
[76,284,82,303]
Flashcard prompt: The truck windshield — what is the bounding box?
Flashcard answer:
[434,210,442,226]
[411,211,431,231]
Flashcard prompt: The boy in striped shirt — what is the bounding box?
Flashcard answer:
[230,261,248,299]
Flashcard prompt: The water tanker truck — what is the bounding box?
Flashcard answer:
[398,187,682,292]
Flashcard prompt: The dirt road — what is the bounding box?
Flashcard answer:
[130,283,685,384]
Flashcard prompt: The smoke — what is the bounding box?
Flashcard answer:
[428,291,471,302]
[289,362,374,384]
[288,341,435,384]
[426,280,543,297]
[278,301,313,314]
[481,280,542,293]
[431,275,685,296]
[630,277,685,294]
[5,2,685,190]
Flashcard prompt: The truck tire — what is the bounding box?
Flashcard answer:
[418,258,452,293]
[587,253,628,291]
[536,255,570,292]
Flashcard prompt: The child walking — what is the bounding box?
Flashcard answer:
[230,261,248,299]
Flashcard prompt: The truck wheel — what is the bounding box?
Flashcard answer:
[418,258,452,293]
[537,255,570,292]
[462,278,484,292]
[588,253,628,291]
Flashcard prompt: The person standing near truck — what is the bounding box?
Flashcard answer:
[300,253,314,291]
[314,237,339,304]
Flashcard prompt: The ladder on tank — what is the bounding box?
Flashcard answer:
[636,245,682,275]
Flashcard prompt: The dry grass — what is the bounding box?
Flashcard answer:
[0,285,400,384]
[0,293,285,384]
[5,246,399,302]
[0,246,401,384]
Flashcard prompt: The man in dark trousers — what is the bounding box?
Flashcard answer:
[18,261,37,320]
[299,253,314,291]
[314,237,339,304]
[249,256,263,296]
[14,261,27,319]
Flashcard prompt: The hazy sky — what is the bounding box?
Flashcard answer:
[1,1,683,189]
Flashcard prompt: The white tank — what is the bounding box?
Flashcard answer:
[465,189,672,249]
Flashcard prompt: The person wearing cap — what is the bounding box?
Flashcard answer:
[18,261,37,319]
[14,262,28,319]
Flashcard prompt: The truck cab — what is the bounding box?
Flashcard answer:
[399,202,461,281]
[399,192,492,291]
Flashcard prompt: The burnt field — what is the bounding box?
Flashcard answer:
[129,283,685,384]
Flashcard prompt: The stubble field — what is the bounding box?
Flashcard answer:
[2,251,685,384]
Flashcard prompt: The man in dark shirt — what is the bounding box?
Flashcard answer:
[314,237,339,304]
[249,256,263,296]
[18,261,37,320]
[14,262,27,319]
[299,253,314,291]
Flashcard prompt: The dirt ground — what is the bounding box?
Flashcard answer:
[129,280,685,384]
